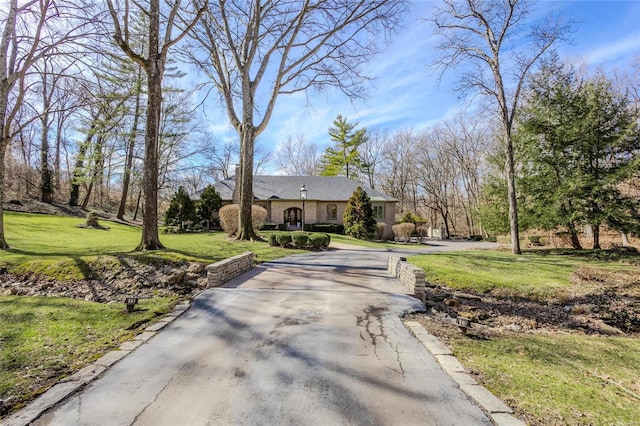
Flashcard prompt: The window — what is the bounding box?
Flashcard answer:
[373,205,384,220]
[326,204,337,220]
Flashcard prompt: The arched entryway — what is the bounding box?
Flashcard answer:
[284,207,302,229]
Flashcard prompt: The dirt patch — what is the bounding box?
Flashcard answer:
[1,257,209,302]
[418,266,640,337]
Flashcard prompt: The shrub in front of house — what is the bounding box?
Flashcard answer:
[310,223,344,234]
[343,187,377,240]
[308,233,327,250]
[268,233,279,246]
[251,205,267,231]
[392,222,415,242]
[219,204,268,236]
[416,225,429,238]
[374,222,386,240]
[276,233,292,248]
[219,204,238,236]
[291,231,309,248]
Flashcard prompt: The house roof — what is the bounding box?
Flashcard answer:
[212,175,397,203]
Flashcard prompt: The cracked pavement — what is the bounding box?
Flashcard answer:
[33,241,494,426]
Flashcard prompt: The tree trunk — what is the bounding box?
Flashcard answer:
[504,132,521,254]
[567,221,583,250]
[592,224,600,249]
[40,110,54,203]
[621,232,630,247]
[136,58,164,250]
[0,145,8,248]
[236,125,258,241]
[70,129,92,206]
[133,186,142,221]
[81,181,93,209]
[442,210,451,239]
[82,134,106,209]
[54,113,63,191]
[117,75,142,220]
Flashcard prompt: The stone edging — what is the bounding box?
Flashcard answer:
[403,320,526,426]
[207,251,254,287]
[388,256,426,301]
[2,301,192,426]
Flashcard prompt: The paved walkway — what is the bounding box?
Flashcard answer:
[25,241,497,425]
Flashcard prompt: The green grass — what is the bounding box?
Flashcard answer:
[0,295,176,413]
[410,249,640,425]
[0,212,305,416]
[408,249,638,298]
[446,333,640,425]
[1,212,302,280]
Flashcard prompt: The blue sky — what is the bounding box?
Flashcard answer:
[200,1,640,173]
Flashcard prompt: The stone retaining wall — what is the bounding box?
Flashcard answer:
[207,251,254,287]
[388,256,426,302]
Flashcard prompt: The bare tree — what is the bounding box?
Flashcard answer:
[189,0,407,240]
[117,63,145,220]
[377,129,419,213]
[359,129,388,189]
[253,142,273,175]
[276,134,320,176]
[430,0,571,254]
[106,0,205,250]
[0,0,91,248]
[415,131,458,238]
[207,139,237,181]
[436,115,491,235]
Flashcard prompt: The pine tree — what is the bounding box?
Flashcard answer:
[165,187,196,228]
[196,185,222,230]
[516,62,640,249]
[320,115,368,179]
[343,186,377,239]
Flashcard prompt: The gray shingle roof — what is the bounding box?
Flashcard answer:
[212,175,397,202]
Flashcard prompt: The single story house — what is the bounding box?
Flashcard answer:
[212,173,397,237]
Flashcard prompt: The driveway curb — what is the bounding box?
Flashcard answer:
[404,320,526,426]
[2,301,192,426]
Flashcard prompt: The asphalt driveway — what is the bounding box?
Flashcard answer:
[34,241,494,426]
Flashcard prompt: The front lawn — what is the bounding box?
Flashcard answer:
[408,249,638,298]
[1,211,302,280]
[0,212,304,417]
[422,319,640,425]
[0,296,176,416]
[408,249,640,425]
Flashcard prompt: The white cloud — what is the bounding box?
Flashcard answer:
[584,33,640,66]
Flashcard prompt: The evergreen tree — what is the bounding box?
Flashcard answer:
[319,115,369,179]
[165,186,196,228]
[343,186,377,239]
[516,62,640,248]
[196,185,222,230]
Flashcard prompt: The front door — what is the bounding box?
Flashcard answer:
[284,207,302,229]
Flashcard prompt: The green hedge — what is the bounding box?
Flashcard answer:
[309,223,344,234]
[268,232,330,250]
[292,232,309,248]
[276,233,292,248]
